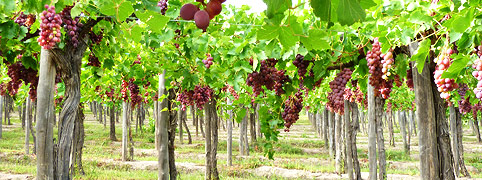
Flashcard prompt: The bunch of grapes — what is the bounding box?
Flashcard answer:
[121,80,129,101]
[327,68,353,114]
[5,61,39,99]
[406,65,414,89]
[60,6,83,47]
[87,53,101,67]
[473,103,482,120]
[246,59,290,97]
[394,75,402,87]
[15,12,28,26]
[353,87,365,105]
[458,83,471,114]
[344,88,355,102]
[133,54,141,65]
[381,50,394,80]
[223,84,239,100]
[152,92,159,102]
[367,38,383,88]
[379,79,394,99]
[179,0,225,31]
[143,91,150,104]
[386,102,392,113]
[128,79,142,108]
[158,0,168,15]
[473,47,482,99]
[282,89,304,131]
[434,48,457,100]
[38,5,62,49]
[202,54,214,69]
[177,85,213,110]
[0,83,6,96]
[293,54,312,79]
[105,88,115,101]
[89,30,103,44]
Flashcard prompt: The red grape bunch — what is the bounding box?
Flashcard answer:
[5,61,39,100]
[177,85,214,110]
[37,5,62,50]
[87,53,101,67]
[121,80,129,101]
[223,84,239,100]
[434,48,457,100]
[202,54,214,69]
[381,50,394,80]
[472,47,482,99]
[15,12,36,28]
[60,6,83,47]
[457,83,471,115]
[292,54,312,79]
[367,38,383,91]
[246,59,291,97]
[327,68,353,114]
[133,54,142,65]
[379,79,394,99]
[158,0,168,15]
[406,64,414,89]
[282,89,304,131]
[179,0,226,31]
[128,79,142,108]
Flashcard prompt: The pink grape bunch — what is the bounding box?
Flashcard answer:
[60,6,83,47]
[121,80,129,101]
[327,68,353,114]
[381,50,394,80]
[128,79,142,108]
[133,54,142,65]
[177,85,214,111]
[457,83,471,115]
[473,46,482,99]
[282,89,304,131]
[158,0,168,15]
[202,54,214,69]
[246,58,291,97]
[37,5,62,50]
[293,54,312,80]
[406,64,414,89]
[434,48,457,100]
[87,53,101,67]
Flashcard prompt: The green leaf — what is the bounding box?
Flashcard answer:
[313,60,328,79]
[99,1,116,16]
[236,108,247,123]
[71,3,82,17]
[311,0,331,21]
[450,10,472,33]
[148,14,169,33]
[412,39,431,74]
[360,0,377,9]
[262,0,290,19]
[301,29,330,51]
[278,26,299,49]
[408,10,432,25]
[257,25,280,40]
[117,1,134,22]
[337,0,366,25]
[441,54,470,79]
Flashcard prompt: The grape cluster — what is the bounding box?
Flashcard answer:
[60,6,83,47]
[379,79,394,99]
[158,0,168,15]
[223,84,239,100]
[0,83,6,96]
[282,89,304,131]
[121,80,129,101]
[473,103,482,120]
[327,68,353,114]
[434,48,457,100]
[394,74,402,87]
[133,54,141,65]
[406,65,414,89]
[381,50,394,80]
[105,88,115,101]
[15,13,36,28]
[5,61,39,100]
[143,92,150,104]
[87,53,101,67]
[128,79,142,108]
[89,31,103,44]
[367,38,383,88]
[246,59,291,97]
[177,85,213,110]
[457,83,471,115]
[37,5,62,50]
[179,0,225,31]
[473,47,482,99]
[344,88,354,102]
[202,54,214,68]
[54,95,64,106]
[386,102,392,113]
[293,54,312,79]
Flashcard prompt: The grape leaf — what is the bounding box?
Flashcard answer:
[257,25,280,40]
[278,26,299,50]
[262,0,290,19]
[117,2,134,22]
[337,0,366,26]
[311,0,331,21]
[412,39,430,74]
[441,54,470,79]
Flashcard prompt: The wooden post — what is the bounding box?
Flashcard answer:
[25,96,31,154]
[367,78,377,180]
[227,98,233,166]
[344,100,353,180]
[122,101,128,162]
[157,71,170,180]
[36,49,56,179]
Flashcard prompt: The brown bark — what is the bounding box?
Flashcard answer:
[110,105,117,141]
[167,89,178,180]
[70,105,85,176]
[181,109,192,144]
[351,102,362,180]
[375,97,386,180]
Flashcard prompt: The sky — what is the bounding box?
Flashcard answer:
[225,0,267,14]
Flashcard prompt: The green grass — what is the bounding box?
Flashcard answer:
[1,109,482,179]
